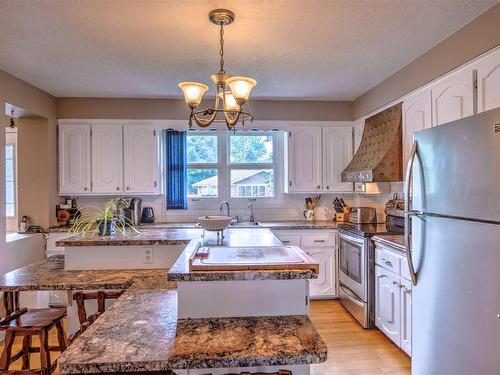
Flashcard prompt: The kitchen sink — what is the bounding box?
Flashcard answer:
[229,222,261,227]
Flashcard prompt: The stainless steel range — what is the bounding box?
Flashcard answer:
[338,212,404,328]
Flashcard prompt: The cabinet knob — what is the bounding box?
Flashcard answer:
[83,187,88,191]
[126,186,130,191]
[116,187,120,191]
[317,185,321,189]
[326,186,330,189]
[393,281,401,288]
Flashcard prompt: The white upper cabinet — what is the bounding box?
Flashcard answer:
[402,90,432,168]
[123,124,159,194]
[322,127,353,192]
[91,125,123,193]
[59,124,91,194]
[287,127,322,192]
[476,50,500,113]
[431,69,475,126]
[353,119,364,153]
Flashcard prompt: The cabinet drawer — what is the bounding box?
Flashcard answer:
[301,233,335,247]
[275,235,301,247]
[375,247,401,274]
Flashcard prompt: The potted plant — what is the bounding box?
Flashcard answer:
[70,199,140,236]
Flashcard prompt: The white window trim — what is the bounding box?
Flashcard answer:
[5,129,18,232]
[186,130,285,209]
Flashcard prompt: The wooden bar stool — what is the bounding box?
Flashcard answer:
[69,290,124,342]
[0,292,67,374]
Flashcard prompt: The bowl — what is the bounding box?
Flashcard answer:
[197,215,232,231]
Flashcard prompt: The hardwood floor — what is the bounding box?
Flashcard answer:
[309,300,410,375]
[0,300,410,375]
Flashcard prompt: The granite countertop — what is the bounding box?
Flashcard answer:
[372,234,406,251]
[168,239,318,282]
[56,227,286,248]
[57,288,327,374]
[0,255,174,291]
[48,220,339,234]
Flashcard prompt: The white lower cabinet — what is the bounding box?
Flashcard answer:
[307,247,335,297]
[375,265,401,345]
[400,277,412,356]
[272,230,337,299]
[374,243,412,356]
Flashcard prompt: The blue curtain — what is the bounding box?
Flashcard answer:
[163,130,187,210]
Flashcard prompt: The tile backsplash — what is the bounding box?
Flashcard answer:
[71,183,402,224]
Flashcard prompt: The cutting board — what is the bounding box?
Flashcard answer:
[189,245,319,272]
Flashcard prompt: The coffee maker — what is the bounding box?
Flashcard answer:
[117,197,142,226]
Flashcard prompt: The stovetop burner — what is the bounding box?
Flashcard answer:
[339,215,404,237]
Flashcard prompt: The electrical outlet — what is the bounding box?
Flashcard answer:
[143,248,153,264]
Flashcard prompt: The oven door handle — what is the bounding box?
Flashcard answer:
[339,282,364,305]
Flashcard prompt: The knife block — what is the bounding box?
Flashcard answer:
[335,212,349,222]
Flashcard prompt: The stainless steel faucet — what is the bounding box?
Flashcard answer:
[219,201,231,218]
[248,203,255,222]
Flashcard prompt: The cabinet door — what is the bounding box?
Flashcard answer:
[91,125,123,193]
[59,124,91,194]
[402,90,432,168]
[322,127,353,192]
[375,265,400,346]
[123,124,159,194]
[476,50,500,112]
[431,69,475,126]
[288,127,322,192]
[400,278,412,356]
[307,247,335,298]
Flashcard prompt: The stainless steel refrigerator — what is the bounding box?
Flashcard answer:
[405,107,500,375]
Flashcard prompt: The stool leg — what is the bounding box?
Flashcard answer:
[0,330,15,370]
[55,320,67,352]
[22,334,32,370]
[39,329,51,372]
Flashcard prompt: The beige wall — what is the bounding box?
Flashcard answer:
[353,3,500,119]
[56,97,353,121]
[0,71,58,229]
[17,117,50,227]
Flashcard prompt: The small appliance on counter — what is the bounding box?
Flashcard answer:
[141,207,155,224]
[348,207,377,224]
[117,197,143,226]
[18,216,45,234]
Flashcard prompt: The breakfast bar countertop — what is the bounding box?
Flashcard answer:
[57,288,327,374]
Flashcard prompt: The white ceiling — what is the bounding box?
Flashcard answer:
[0,0,496,100]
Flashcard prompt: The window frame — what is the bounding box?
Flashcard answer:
[186,130,285,208]
[5,128,18,232]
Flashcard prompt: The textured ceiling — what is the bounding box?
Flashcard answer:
[0,0,496,100]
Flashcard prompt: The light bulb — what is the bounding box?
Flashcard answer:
[219,91,240,112]
[226,76,257,106]
[178,82,209,108]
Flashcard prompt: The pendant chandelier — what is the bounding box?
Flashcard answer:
[178,9,256,130]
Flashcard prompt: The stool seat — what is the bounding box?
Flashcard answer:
[0,308,67,330]
[0,297,67,375]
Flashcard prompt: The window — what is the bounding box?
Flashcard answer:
[185,131,282,204]
[5,128,17,222]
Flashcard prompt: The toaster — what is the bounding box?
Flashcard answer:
[348,207,377,224]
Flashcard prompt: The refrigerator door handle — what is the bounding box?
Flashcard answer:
[404,140,420,286]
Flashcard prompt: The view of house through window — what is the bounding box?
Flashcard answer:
[186,132,278,200]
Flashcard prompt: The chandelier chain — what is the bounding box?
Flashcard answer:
[219,22,225,74]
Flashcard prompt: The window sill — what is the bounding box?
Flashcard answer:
[6,232,40,243]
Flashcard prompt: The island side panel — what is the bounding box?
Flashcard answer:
[177,279,310,319]
[64,245,186,270]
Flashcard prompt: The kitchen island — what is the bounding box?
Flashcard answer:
[0,227,328,374]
